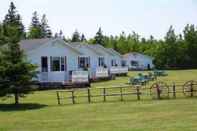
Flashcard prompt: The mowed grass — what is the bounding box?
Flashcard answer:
[0,70,197,131]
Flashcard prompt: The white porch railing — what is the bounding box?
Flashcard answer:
[72,70,89,84]
[95,67,109,78]
[39,72,68,83]
[39,72,49,82]
[129,65,146,70]
[119,67,129,74]
[110,67,128,75]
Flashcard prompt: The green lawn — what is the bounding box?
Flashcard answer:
[0,70,197,131]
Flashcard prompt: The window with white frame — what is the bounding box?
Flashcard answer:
[111,59,117,66]
[50,56,66,71]
[78,57,90,69]
[131,60,139,66]
[121,60,127,67]
[98,57,105,66]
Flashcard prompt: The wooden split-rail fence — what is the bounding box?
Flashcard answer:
[56,80,197,105]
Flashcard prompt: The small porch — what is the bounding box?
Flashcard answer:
[39,56,68,83]
[109,66,128,76]
[94,67,109,79]
[39,56,90,85]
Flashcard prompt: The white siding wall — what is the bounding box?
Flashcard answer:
[116,57,122,66]
[76,46,102,79]
[104,56,122,68]
[124,53,154,70]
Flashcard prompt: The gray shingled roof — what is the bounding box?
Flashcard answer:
[19,38,122,57]
[107,48,122,58]
[19,38,82,54]
[123,52,154,59]
[69,42,104,56]
[90,44,116,56]
[19,38,53,51]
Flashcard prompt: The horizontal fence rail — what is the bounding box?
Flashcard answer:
[56,80,197,105]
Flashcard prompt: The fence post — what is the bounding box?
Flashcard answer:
[136,85,140,100]
[56,91,61,105]
[71,90,75,104]
[120,87,123,101]
[103,88,106,102]
[87,88,91,103]
[191,82,193,97]
[156,84,161,99]
[173,82,176,98]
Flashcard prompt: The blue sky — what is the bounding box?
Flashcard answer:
[0,0,197,39]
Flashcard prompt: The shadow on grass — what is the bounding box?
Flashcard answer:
[0,103,48,111]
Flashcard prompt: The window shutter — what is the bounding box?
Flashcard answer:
[78,57,80,68]
[50,56,52,71]
[65,56,67,71]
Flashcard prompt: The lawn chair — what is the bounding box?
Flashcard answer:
[129,77,140,86]
[154,70,168,76]
[160,70,168,76]
[138,73,149,84]
[148,72,156,81]
[153,70,159,76]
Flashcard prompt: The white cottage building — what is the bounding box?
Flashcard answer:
[107,48,123,67]
[89,45,122,68]
[123,52,154,70]
[69,43,107,79]
[106,48,128,75]
[20,38,83,83]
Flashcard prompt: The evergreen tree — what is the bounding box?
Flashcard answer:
[31,11,40,27]
[28,11,42,39]
[41,14,52,38]
[54,30,64,39]
[59,30,63,38]
[141,37,146,44]
[165,26,177,44]
[71,30,80,42]
[94,27,105,46]
[81,33,86,42]
[63,37,71,42]
[129,32,140,52]
[116,32,129,54]
[0,23,5,45]
[183,24,197,67]
[106,35,117,49]
[164,26,178,67]
[3,2,25,39]
[153,26,178,68]
[149,35,154,44]
[0,25,37,104]
[54,33,58,38]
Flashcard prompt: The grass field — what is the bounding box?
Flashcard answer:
[0,70,197,131]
